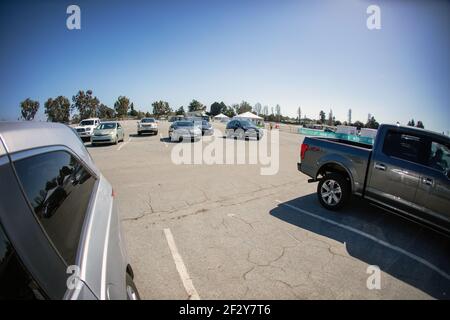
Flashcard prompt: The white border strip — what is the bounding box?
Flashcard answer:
[276,200,450,281]
[163,228,201,300]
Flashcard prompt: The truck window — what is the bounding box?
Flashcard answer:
[382,131,428,165]
[427,141,450,173]
[13,151,96,265]
[0,224,46,299]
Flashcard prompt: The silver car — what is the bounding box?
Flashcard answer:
[0,122,140,300]
[168,120,202,142]
[91,122,125,146]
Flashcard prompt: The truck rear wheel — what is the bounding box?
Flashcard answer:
[317,173,350,210]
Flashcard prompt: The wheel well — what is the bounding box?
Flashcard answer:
[317,163,352,190]
[126,264,134,279]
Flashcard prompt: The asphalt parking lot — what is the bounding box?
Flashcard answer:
[86,120,450,300]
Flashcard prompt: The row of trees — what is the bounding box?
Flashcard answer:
[19,94,426,130]
[19,90,155,123]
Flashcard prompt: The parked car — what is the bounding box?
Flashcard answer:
[91,122,125,146]
[225,119,263,140]
[137,118,158,135]
[298,124,450,234]
[168,120,202,142]
[74,118,100,141]
[0,121,140,299]
[201,120,213,136]
[169,116,185,122]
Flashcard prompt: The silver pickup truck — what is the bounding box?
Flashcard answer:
[298,124,450,234]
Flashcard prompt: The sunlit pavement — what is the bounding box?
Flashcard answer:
[87,120,450,300]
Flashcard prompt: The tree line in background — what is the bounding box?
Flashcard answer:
[18,92,425,129]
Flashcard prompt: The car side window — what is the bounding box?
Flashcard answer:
[382,130,429,165]
[14,151,96,265]
[0,223,46,299]
[427,141,450,174]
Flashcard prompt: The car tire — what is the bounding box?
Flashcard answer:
[125,273,141,300]
[317,173,350,211]
[114,135,118,145]
[138,132,141,136]
[256,133,260,141]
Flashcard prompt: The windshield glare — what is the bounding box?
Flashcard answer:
[96,123,116,130]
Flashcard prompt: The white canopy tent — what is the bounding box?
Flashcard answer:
[234,111,263,120]
[214,113,229,119]
[214,113,230,123]
[233,111,264,126]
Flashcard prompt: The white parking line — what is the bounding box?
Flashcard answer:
[163,228,201,300]
[117,137,132,151]
[275,200,450,281]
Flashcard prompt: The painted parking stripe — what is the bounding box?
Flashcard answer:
[163,228,201,300]
[117,137,132,151]
[275,200,450,281]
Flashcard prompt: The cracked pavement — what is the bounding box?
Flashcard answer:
[87,120,450,300]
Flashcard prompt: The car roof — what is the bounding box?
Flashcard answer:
[81,118,99,121]
[0,121,99,173]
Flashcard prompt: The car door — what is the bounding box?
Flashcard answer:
[226,120,236,136]
[366,129,428,215]
[414,139,450,229]
[10,148,99,299]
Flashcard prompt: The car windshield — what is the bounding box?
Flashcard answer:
[240,120,253,127]
[97,123,116,130]
[141,118,155,123]
[80,120,94,126]
[175,121,194,127]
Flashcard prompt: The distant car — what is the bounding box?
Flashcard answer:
[91,122,125,146]
[137,118,158,135]
[168,120,202,142]
[200,120,213,136]
[225,119,263,140]
[169,116,185,122]
[74,118,100,141]
[0,121,140,299]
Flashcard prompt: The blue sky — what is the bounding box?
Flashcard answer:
[0,0,449,133]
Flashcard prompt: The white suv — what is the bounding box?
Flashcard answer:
[74,118,100,141]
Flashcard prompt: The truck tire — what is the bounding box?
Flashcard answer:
[317,173,350,210]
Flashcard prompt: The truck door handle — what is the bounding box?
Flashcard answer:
[422,177,434,186]
[374,163,386,171]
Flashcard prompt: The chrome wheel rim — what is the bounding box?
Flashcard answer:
[126,285,138,300]
[321,179,342,206]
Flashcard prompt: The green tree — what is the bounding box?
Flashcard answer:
[152,100,171,117]
[365,116,379,129]
[20,98,40,121]
[114,96,130,118]
[353,120,365,129]
[97,104,115,119]
[210,101,227,116]
[188,99,205,112]
[128,103,138,117]
[319,110,326,124]
[223,106,236,118]
[72,90,100,119]
[407,119,415,126]
[145,112,152,117]
[175,106,185,115]
[253,103,262,115]
[44,96,70,123]
[236,101,253,114]
[416,120,424,129]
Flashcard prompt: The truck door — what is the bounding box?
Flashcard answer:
[414,139,450,229]
[366,129,428,215]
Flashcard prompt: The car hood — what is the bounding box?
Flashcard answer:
[94,129,115,135]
